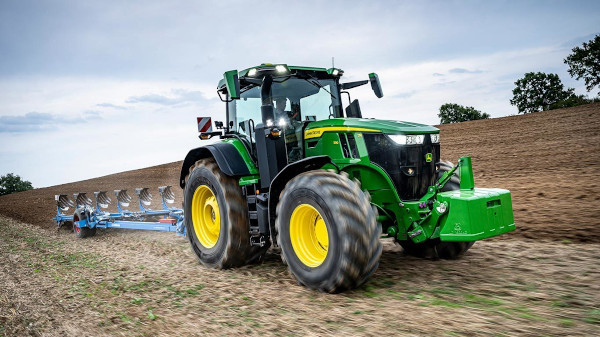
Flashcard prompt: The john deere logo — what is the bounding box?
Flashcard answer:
[425,153,433,162]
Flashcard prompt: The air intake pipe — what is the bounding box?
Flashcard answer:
[260,75,274,125]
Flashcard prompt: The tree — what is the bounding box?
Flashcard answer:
[564,34,600,96]
[549,93,597,110]
[0,173,33,196]
[510,72,573,113]
[438,103,490,124]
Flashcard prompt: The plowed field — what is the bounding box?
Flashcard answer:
[1,103,599,336]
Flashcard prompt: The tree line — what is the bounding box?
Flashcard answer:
[439,34,600,123]
[0,173,33,196]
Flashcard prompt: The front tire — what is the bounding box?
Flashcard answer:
[184,159,264,269]
[276,170,382,293]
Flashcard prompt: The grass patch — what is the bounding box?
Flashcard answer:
[119,312,134,323]
[166,285,188,298]
[185,288,199,295]
[407,293,426,301]
[241,296,255,304]
[551,300,569,308]
[463,294,504,307]
[368,277,396,289]
[131,297,145,305]
[147,309,157,321]
[50,252,100,269]
[516,312,546,321]
[429,287,458,296]
[128,280,151,291]
[430,298,463,308]
[558,318,574,327]
[360,285,380,298]
[582,309,600,324]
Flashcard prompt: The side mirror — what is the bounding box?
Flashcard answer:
[345,99,362,118]
[369,73,383,98]
[224,70,240,99]
[341,80,368,90]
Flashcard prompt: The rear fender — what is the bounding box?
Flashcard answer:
[179,140,256,188]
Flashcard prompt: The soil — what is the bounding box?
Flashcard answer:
[1,103,599,336]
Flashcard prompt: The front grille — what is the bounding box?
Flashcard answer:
[363,134,440,201]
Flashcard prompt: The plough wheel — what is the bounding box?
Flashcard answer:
[398,161,475,259]
[184,158,265,269]
[72,208,96,239]
[276,170,382,293]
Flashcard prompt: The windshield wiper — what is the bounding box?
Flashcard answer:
[304,75,336,100]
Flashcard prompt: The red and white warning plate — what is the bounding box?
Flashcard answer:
[197,117,212,132]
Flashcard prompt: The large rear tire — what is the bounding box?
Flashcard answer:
[184,159,265,269]
[398,161,475,259]
[276,170,382,293]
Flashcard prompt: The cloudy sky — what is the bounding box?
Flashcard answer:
[1,0,599,188]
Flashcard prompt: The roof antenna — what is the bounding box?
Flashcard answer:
[332,57,335,68]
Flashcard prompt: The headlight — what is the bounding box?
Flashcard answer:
[275,65,288,73]
[248,68,257,76]
[388,134,424,145]
[436,202,447,214]
[430,133,440,143]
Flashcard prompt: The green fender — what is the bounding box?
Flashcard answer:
[179,138,257,188]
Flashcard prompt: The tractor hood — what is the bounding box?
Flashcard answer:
[304,118,439,137]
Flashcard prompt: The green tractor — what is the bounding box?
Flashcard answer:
[180,64,515,293]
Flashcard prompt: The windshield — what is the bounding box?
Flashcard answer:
[228,77,341,137]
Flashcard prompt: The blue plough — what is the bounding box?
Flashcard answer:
[53,186,186,237]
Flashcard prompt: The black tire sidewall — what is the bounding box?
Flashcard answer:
[73,210,84,238]
[184,165,230,267]
[278,188,343,286]
[73,209,94,238]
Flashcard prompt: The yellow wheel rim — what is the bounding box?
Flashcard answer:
[289,204,329,267]
[191,185,221,248]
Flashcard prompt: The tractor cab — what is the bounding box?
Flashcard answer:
[223,65,342,163]
[215,64,382,165]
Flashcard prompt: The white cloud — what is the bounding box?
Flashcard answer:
[96,103,126,110]
[349,44,589,125]
[0,77,221,187]
[126,88,208,106]
[0,111,100,132]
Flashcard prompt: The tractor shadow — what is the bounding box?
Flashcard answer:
[241,240,514,298]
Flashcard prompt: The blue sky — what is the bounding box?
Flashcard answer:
[1,0,599,187]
